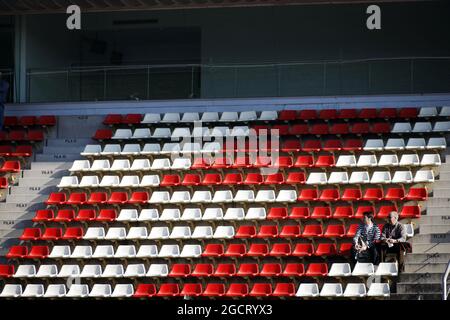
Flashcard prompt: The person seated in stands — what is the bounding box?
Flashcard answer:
[380,211,407,271]
[352,211,381,264]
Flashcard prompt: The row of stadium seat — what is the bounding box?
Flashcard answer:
[0,130,44,142]
[3,115,56,128]
[0,145,33,157]
[0,161,21,173]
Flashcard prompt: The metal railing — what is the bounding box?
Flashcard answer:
[443,260,450,300]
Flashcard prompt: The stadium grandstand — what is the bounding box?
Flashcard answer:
[0,0,449,304]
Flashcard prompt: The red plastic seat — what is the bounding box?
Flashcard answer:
[330,123,349,135]
[250,283,272,297]
[32,209,54,222]
[192,157,212,169]
[0,145,13,156]
[37,115,56,127]
[351,122,370,134]
[243,173,263,185]
[123,114,143,124]
[406,187,427,201]
[282,263,304,276]
[294,155,314,167]
[400,205,421,219]
[0,131,7,141]
[333,206,354,218]
[86,192,107,205]
[181,173,201,186]
[290,207,310,219]
[254,156,272,168]
[264,173,285,185]
[3,116,18,127]
[363,188,384,201]
[346,224,359,238]
[282,140,302,152]
[371,122,391,134]
[315,154,335,167]
[398,107,418,118]
[66,192,87,205]
[160,174,180,187]
[319,188,340,201]
[247,244,269,257]
[6,246,28,259]
[279,225,302,238]
[341,188,362,201]
[0,161,21,173]
[359,108,377,119]
[11,145,33,157]
[289,124,309,135]
[319,109,338,120]
[323,139,343,151]
[286,171,306,184]
[343,139,363,151]
[257,225,278,238]
[315,243,337,256]
[268,207,288,220]
[19,116,36,127]
[298,188,318,201]
[224,244,247,257]
[134,284,156,298]
[191,264,214,277]
[103,114,122,125]
[306,263,328,276]
[54,209,75,222]
[75,209,97,221]
[41,228,62,240]
[237,263,259,276]
[302,224,323,237]
[202,283,225,297]
[298,109,317,120]
[260,263,281,276]
[355,205,375,218]
[225,284,249,297]
[269,243,291,256]
[129,191,149,204]
[292,243,314,257]
[8,130,27,141]
[379,108,397,119]
[253,125,269,135]
[278,110,297,121]
[338,109,358,119]
[311,123,329,135]
[273,283,296,297]
[0,177,7,189]
[169,264,191,277]
[223,173,243,185]
[27,130,44,141]
[202,244,224,257]
[20,228,42,241]
[181,283,203,297]
[156,284,179,297]
[272,156,293,168]
[214,264,236,277]
[273,124,290,136]
[107,192,128,204]
[202,173,222,185]
[45,192,66,205]
[96,209,117,222]
[0,265,15,278]
[26,246,49,259]
[93,129,113,140]
[311,207,331,219]
[377,205,398,218]
[62,227,84,240]
[302,140,322,152]
[324,225,345,238]
[385,187,405,201]
[339,243,353,255]
[232,156,252,168]
[235,226,256,238]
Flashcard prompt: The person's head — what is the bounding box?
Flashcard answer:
[362,211,374,225]
[388,211,399,225]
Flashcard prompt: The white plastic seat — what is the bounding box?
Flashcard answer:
[375,262,398,276]
[220,112,238,122]
[117,209,139,222]
[172,127,191,139]
[191,127,209,138]
[110,159,131,171]
[439,106,450,116]
[364,139,384,151]
[327,172,349,184]
[70,160,91,172]
[21,284,45,298]
[127,227,148,239]
[230,126,250,136]
[385,138,405,150]
[152,128,171,138]
[105,227,127,240]
[245,207,267,220]
[239,111,258,122]
[71,246,92,259]
[114,245,136,258]
[57,265,80,277]
[44,284,66,298]
[161,143,181,154]
[181,112,200,122]
[427,137,446,149]
[169,226,191,239]
[391,171,413,183]
[130,159,151,171]
[199,112,219,122]
[418,107,437,117]
[151,158,171,170]
[119,175,140,187]
[161,113,180,123]
[141,143,161,155]
[224,208,245,220]
[413,122,432,133]
[171,157,192,170]
[406,138,426,150]
[202,208,223,220]
[211,190,234,203]
[102,265,124,278]
[84,227,106,240]
[124,264,146,277]
[81,144,102,156]
[180,244,202,258]
[91,159,111,171]
[66,284,89,298]
[336,155,356,167]
[142,113,161,123]
[433,121,450,132]
[136,245,158,258]
[367,283,390,297]
[147,264,169,277]
[421,153,441,166]
[138,208,159,221]
[255,190,276,202]
[101,144,122,155]
[89,284,112,298]
[378,154,399,167]
[181,208,202,221]
[148,227,170,240]
[320,283,343,297]
[58,176,79,188]
[170,191,191,203]
[149,191,170,204]
[158,245,180,258]
[99,175,120,187]
[191,226,214,239]
[112,129,132,140]
[122,144,141,155]
[296,283,319,297]
[259,111,278,121]
[343,283,367,298]
[405,223,414,237]
[370,171,391,184]
[14,265,36,278]
[159,208,180,221]
[213,226,235,239]
[78,175,100,188]
[210,126,230,137]
[328,263,352,277]
[49,245,71,258]
[80,264,102,278]
[306,172,327,185]
[356,154,377,167]
[349,171,370,184]
[202,142,221,154]
[276,189,298,202]
[0,284,22,298]
[132,128,151,139]
[140,175,160,187]
[234,190,255,202]
[36,265,58,278]
[414,169,434,183]
[92,245,115,258]
[112,284,134,298]
[191,190,212,203]
[399,154,420,166]
[392,123,411,133]
[352,262,375,276]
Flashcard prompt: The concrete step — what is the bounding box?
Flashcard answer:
[0,211,36,221]
[396,282,442,294]
[426,207,450,216]
[405,253,450,264]
[431,188,450,198]
[4,194,49,203]
[390,292,442,300]
[17,178,60,187]
[0,218,33,230]
[418,216,450,225]
[0,202,46,212]
[35,153,81,162]
[419,224,450,234]
[0,229,23,238]
[9,185,57,195]
[398,272,444,283]
[412,243,450,253]
[22,169,67,179]
[410,234,450,244]
[43,146,85,154]
[404,262,448,273]
[421,198,450,208]
[46,138,92,147]
[30,162,72,171]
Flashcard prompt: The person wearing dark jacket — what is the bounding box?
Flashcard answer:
[352,211,381,264]
[380,211,407,270]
